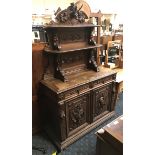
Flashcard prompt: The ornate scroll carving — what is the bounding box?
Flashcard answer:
[88,49,99,72]
[54,54,68,82]
[70,104,84,123]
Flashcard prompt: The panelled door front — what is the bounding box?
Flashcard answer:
[92,83,113,121]
[65,92,90,137]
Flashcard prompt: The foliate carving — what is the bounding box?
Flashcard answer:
[70,104,84,122]
[55,3,88,24]
[68,97,87,131]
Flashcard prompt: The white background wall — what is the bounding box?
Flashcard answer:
[32,0,122,13]
[32,0,123,24]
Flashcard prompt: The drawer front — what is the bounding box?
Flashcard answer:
[90,74,116,89]
[92,83,113,121]
[65,93,90,137]
[58,84,90,101]
[58,74,116,101]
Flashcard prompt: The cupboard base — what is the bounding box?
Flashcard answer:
[44,111,115,152]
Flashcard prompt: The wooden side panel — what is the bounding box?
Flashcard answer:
[32,43,47,134]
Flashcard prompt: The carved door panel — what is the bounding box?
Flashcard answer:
[66,93,90,137]
[92,83,113,121]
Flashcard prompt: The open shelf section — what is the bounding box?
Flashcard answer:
[44,44,103,53]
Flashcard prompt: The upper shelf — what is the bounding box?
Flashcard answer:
[44,24,100,29]
[44,44,103,54]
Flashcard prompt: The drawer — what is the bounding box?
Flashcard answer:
[58,84,90,101]
[90,74,116,89]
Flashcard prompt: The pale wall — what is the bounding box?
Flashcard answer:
[32,0,123,14]
[32,0,123,26]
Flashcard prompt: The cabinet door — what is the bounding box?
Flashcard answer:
[65,93,90,137]
[92,83,113,121]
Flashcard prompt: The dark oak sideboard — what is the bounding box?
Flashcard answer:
[38,2,117,151]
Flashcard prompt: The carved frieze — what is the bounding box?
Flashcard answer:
[58,29,86,43]
[64,66,85,75]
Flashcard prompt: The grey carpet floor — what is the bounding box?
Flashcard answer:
[32,92,123,155]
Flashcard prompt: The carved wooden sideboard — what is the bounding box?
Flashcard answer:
[38,2,117,151]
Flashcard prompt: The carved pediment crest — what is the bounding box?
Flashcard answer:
[48,1,91,25]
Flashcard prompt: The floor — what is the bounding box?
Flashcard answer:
[32,92,123,155]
